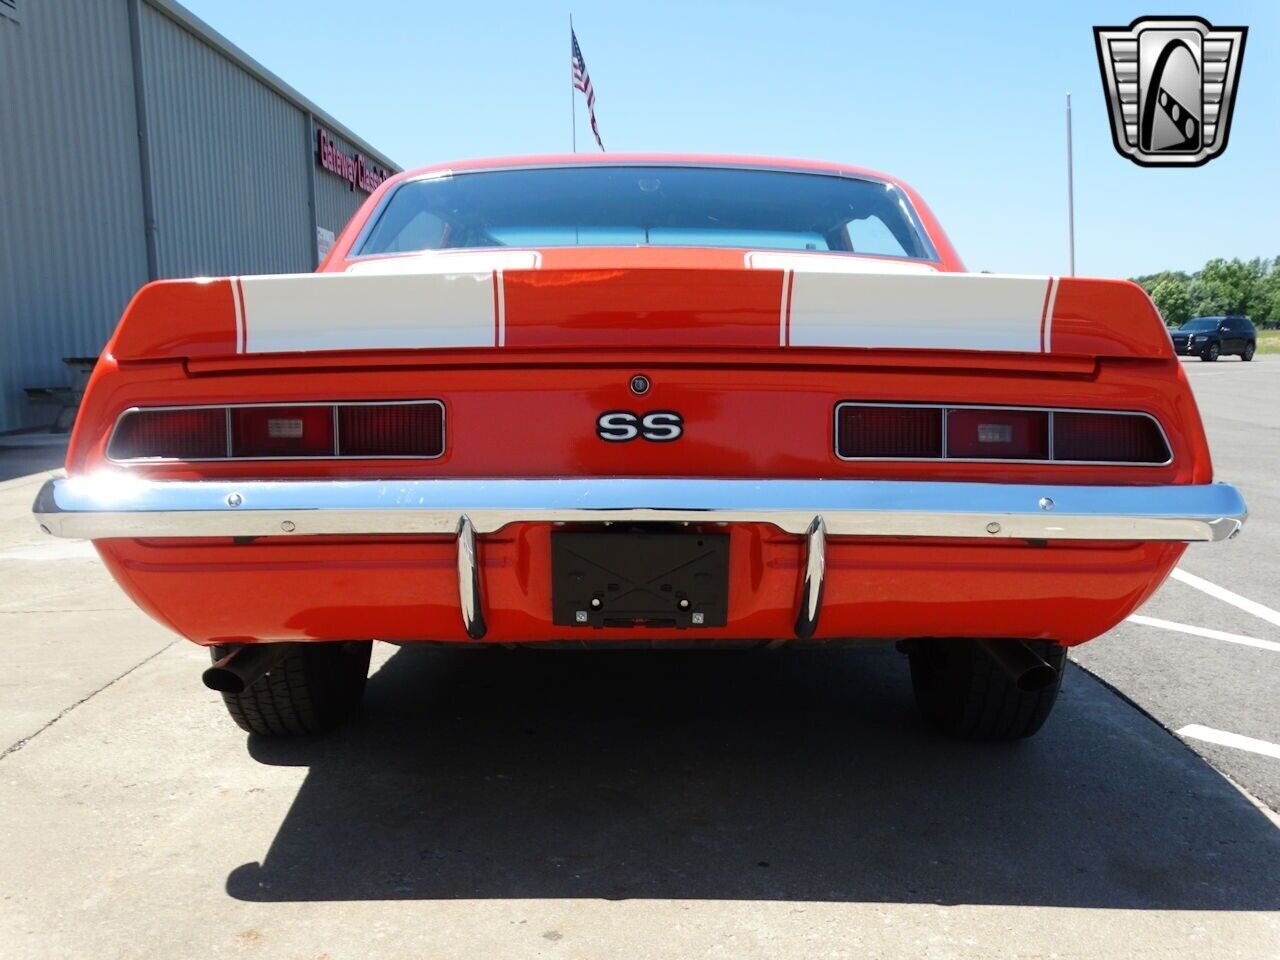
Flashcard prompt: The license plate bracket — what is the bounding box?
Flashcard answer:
[551,530,729,628]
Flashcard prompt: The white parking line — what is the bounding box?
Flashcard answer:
[1126,614,1280,653]
[1172,567,1280,630]
[1178,724,1280,760]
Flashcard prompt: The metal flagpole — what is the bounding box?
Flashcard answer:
[1066,92,1076,277]
[570,14,577,153]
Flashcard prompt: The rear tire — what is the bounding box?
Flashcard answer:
[1201,343,1220,361]
[211,641,372,736]
[1242,342,1255,361]
[907,639,1066,741]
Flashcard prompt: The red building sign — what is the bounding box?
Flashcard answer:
[316,127,390,194]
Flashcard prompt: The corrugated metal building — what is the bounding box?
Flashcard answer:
[0,0,398,432]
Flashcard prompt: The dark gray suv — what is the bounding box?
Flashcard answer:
[1170,316,1257,361]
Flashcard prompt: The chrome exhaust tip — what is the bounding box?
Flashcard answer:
[976,640,1057,692]
[202,643,295,694]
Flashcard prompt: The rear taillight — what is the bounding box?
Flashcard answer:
[232,406,335,458]
[338,403,445,458]
[1053,411,1170,464]
[107,408,228,460]
[108,401,444,461]
[836,403,1170,465]
[945,408,1049,460]
[836,405,942,459]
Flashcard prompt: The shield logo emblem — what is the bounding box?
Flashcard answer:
[1094,17,1247,167]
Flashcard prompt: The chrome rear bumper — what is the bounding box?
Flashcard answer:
[33,475,1247,543]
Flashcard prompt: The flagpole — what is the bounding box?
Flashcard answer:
[1066,91,1076,277]
[570,14,577,153]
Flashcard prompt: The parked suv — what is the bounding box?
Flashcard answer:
[1170,316,1257,361]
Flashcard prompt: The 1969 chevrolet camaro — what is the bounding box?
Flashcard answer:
[33,155,1247,742]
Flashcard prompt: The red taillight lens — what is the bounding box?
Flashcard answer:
[107,408,227,460]
[834,402,1170,465]
[837,405,942,459]
[1053,412,1169,463]
[231,406,335,458]
[337,403,445,458]
[109,402,447,461]
[946,408,1049,460]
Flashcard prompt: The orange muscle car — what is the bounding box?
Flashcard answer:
[33,155,1247,741]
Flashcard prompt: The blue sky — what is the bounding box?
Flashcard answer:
[183,1,1276,278]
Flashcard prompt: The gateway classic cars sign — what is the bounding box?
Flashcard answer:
[316,127,390,193]
[1094,16,1247,167]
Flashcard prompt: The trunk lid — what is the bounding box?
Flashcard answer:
[110,250,1173,363]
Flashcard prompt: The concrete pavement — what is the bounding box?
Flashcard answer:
[3,643,1278,958]
[0,463,175,753]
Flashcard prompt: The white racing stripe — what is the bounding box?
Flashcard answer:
[778,269,792,346]
[1171,567,1280,630]
[230,276,245,353]
[1042,276,1059,351]
[1126,614,1280,653]
[495,269,506,347]
[786,271,1053,352]
[239,270,497,353]
[744,251,939,275]
[344,250,541,275]
[234,257,1058,354]
[1178,724,1280,760]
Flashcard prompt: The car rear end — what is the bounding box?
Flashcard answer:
[39,261,1241,644]
[33,157,1246,739]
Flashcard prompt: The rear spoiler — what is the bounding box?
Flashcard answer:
[110,265,1173,362]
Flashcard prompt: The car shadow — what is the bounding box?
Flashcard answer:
[228,645,1280,908]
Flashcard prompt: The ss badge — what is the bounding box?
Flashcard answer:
[596,410,683,443]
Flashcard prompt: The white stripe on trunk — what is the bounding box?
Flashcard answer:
[787,271,1053,352]
[745,252,939,275]
[344,250,541,275]
[230,278,245,354]
[1043,275,1060,351]
[778,269,792,346]
[495,269,506,347]
[239,271,496,353]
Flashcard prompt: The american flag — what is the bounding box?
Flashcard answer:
[571,28,605,151]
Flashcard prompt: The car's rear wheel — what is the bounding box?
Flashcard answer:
[1242,342,1255,361]
[1201,343,1220,361]
[210,641,372,736]
[907,638,1066,741]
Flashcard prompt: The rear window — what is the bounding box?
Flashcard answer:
[357,165,937,261]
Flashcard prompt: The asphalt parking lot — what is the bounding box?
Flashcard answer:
[1,358,1278,959]
[1074,356,1280,812]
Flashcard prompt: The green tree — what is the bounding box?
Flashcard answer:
[1257,264,1280,325]
[1186,278,1227,318]
[1132,256,1279,328]
[1149,277,1192,326]
[1197,258,1258,314]
[1133,270,1189,299]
